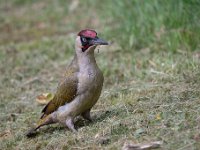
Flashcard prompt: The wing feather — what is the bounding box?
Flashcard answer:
[41,57,78,118]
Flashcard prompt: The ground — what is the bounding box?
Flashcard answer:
[0,0,200,149]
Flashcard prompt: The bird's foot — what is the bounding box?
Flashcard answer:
[65,118,77,133]
[81,110,92,122]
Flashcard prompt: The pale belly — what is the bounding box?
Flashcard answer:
[55,69,103,122]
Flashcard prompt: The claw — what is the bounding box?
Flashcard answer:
[66,118,77,133]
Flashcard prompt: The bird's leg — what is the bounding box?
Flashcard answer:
[81,109,92,122]
[65,118,77,133]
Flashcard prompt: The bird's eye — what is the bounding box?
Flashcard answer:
[82,37,87,43]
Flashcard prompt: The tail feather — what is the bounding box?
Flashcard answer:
[26,115,54,137]
[41,98,58,119]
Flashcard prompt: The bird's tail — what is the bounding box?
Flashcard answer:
[26,114,54,137]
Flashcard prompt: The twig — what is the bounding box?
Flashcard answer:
[123,141,162,150]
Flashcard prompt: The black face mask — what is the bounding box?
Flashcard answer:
[80,36,92,52]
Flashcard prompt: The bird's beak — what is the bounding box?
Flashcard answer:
[90,37,108,46]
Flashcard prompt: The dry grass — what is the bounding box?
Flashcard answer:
[0,0,200,149]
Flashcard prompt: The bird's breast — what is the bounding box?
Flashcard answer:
[77,66,103,94]
[55,66,104,120]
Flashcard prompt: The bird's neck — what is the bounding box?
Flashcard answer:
[76,52,98,71]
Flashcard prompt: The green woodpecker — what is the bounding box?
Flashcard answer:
[26,29,108,137]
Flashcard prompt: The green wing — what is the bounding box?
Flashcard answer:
[41,57,78,118]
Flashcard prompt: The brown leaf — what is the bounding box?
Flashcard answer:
[193,133,200,141]
[36,93,54,105]
[0,130,12,140]
[155,113,162,120]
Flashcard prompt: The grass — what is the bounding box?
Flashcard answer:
[0,0,200,149]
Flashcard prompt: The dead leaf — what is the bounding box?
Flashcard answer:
[0,130,12,140]
[193,133,200,141]
[36,93,54,105]
[155,113,161,120]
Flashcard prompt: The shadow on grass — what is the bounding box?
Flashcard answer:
[26,110,113,138]
[76,110,114,128]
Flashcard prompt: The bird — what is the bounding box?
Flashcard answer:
[26,29,108,137]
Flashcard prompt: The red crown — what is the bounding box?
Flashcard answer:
[78,29,97,38]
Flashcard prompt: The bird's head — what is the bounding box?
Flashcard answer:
[75,29,108,54]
